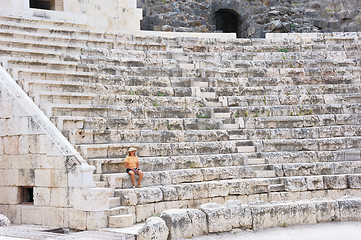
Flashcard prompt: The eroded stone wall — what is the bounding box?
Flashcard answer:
[139,0,361,38]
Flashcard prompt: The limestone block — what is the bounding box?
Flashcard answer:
[208,182,229,198]
[34,187,50,206]
[224,200,252,229]
[228,180,248,195]
[161,209,207,239]
[338,196,361,221]
[281,177,307,192]
[73,188,111,211]
[274,202,300,227]
[306,176,324,190]
[170,169,203,184]
[0,187,21,204]
[63,209,87,230]
[118,189,138,206]
[175,184,194,200]
[192,182,210,200]
[199,202,232,233]
[298,201,317,225]
[323,175,347,189]
[0,137,3,155]
[135,187,163,204]
[3,205,21,224]
[251,204,276,230]
[3,136,19,155]
[136,204,155,223]
[313,199,340,223]
[138,217,169,240]
[41,207,64,227]
[282,163,317,177]
[86,211,108,230]
[201,168,221,181]
[159,186,179,201]
[0,214,10,226]
[22,205,42,225]
[347,174,361,189]
[67,165,96,188]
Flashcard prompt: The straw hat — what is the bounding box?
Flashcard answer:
[127,147,137,152]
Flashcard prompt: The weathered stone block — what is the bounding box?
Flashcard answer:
[347,174,361,189]
[160,209,207,239]
[281,177,307,192]
[86,211,108,230]
[306,176,324,190]
[118,189,138,205]
[338,196,361,221]
[138,217,169,240]
[22,205,42,225]
[135,187,163,204]
[41,207,64,227]
[199,202,232,233]
[0,214,10,226]
[313,199,340,223]
[159,186,178,201]
[251,204,276,230]
[136,204,155,223]
[323,175,347,189]
[63,209,87,230]
[298,201,317,225]
[225,200,252,229]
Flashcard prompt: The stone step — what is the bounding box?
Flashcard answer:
[256,170,277,178]
[222,124,240,130]
[104,223,144,235]
[248,158,266,165]
[107,206,133,216]
[214,112,231,119]
[205,101,222,107]
[108,214,135,228]
[109,197,121,208]
[199,91,216,98]
[95,181,108,188]
[269,184,286,192]
[237,146,256,153]
[193,81,209,88]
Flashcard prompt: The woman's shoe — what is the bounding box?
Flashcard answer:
[132,186,135,188]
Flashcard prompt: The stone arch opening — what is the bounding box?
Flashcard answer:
[29,0,63,11]
[215,9,240,37]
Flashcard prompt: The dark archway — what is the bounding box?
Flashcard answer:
[215,9,240,37]
[29,0,54,10]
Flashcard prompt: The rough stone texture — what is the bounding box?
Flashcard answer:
[338,196,361,221]
[139,0,361,37]
[160,209,207,239]
[0,214,10,226]
[198,202,232,233]
[138,217,169,240]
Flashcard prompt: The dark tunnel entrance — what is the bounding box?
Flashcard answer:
[29,0,54,10]
[215,9,240,38]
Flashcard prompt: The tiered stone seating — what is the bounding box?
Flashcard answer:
[1,14,360,228]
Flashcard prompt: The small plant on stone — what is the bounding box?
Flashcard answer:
[253,112,260,117]
[129,90,136,95]
[278,48,289,53]
[189,162,196,168]
[245,111,249,117]
[197,114,210,119]
[157,92,164,97]
[282,222,287,228]
[235,114,239,118]
[267,110,271,117]
[206,126,213,130]
[153,101,160,107]
[263,95,267,105]
[199,103,205,107]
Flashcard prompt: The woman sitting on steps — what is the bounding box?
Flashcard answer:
[125,147,143,188]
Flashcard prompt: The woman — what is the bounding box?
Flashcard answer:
[125,147,143,188]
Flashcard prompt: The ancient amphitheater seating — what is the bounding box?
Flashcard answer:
[1,14,360,228]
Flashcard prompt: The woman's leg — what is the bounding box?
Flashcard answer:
[128,170,136,187]
[137,170,143,186]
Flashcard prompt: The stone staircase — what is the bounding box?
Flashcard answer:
[1,14,361,229]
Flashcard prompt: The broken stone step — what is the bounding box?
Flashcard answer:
[256,170,276,178]
[179,63,195,70]
[109,197,121,208]
[108,214,135,228]
[104,223,144,236]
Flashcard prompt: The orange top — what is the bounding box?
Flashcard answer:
[125,155,139,169]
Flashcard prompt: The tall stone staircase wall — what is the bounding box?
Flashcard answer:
[0,14,360,229]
